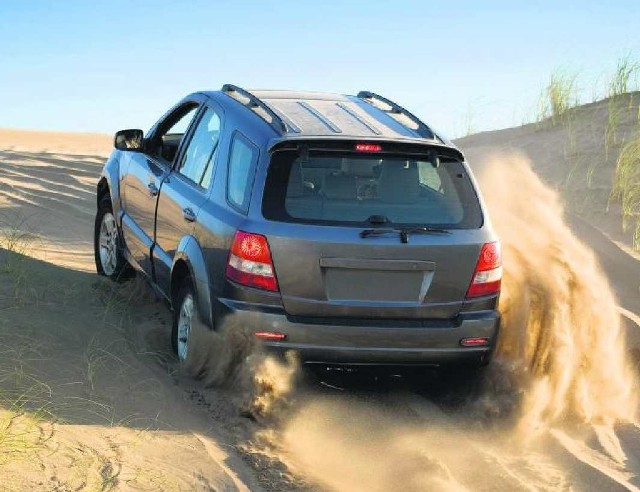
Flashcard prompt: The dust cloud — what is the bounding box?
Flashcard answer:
[478,152,638,432]
[184,311,299,419]
[241,152,639,491]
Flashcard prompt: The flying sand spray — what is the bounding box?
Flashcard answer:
[187,152,639,490]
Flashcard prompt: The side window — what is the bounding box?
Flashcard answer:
[168,108,198,136]
[151,104,199,164]
[227,133,258,213]
[176,108,221,187]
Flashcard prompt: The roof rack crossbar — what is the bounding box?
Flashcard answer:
[357,91,435,140]
[269,106,302,133]
[297,101,342,134]
[222,84,288,134]
[336,102,382,135]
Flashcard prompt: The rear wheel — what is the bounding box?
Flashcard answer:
[173,284,194,361]
[172,278,211,378]
[94,196,130,280]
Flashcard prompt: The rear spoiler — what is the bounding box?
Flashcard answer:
[268,137,465,162]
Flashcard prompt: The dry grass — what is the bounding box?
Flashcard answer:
[0,213,43,300]
[537,70,578,125]
[611,131,640,249]
[608,54,640,99]
[605,56,640,155]
[0,226,118,488]
[529,56,640,248]
[0,243,185,490]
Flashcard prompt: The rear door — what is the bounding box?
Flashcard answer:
[153,104,223,296]
[120,101,200,275]
[260,145,485,319]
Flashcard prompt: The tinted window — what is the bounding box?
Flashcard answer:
[151,104,199,163]
[167,106,198,135]
[227,134,258,213]
[177,108,221,187]
[262,152,482,228]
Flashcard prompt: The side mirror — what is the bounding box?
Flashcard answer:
[114,129,144,151]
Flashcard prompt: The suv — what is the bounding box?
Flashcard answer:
[94,84,501,370]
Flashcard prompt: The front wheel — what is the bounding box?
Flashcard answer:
[94,196,130,280]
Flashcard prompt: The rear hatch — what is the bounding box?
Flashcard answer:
[260,141,485,319]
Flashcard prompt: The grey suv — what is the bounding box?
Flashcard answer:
[94,85,501,370]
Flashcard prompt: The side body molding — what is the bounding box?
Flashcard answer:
[172,235,215,330]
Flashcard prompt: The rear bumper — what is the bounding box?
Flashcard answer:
[217,298,500,366]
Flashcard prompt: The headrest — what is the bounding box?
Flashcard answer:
[324,174,357,200]
[378,163,420,203]
[287,162,305,198]
[342,158,378,177]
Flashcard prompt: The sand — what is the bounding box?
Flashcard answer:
[0,127,112,156]
[0,132,263,491]
[1,106,639,492]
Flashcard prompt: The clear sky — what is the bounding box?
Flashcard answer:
[1,0,639,138]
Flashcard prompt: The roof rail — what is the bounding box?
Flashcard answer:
[357,91,436,140]
[221,84,288,134]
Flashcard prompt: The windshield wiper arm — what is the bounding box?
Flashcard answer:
[360,226,450,243]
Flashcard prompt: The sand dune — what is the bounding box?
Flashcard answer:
[0,128,111,156]
[0,121,639,491]
[456,92,640,255]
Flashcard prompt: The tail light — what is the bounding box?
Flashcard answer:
[226,231,278,292]
[466,241,502,298]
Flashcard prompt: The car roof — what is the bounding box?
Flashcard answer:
[198,85,458,151]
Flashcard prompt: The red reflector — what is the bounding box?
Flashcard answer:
[354,143,382,152]
[460,337,490,347]
[226,231,279,292]
[255,331,286,341]
[466,241,502,298]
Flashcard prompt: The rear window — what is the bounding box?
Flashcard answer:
[262,151,483,228]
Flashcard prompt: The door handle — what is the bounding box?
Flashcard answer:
[182,207,196,222]
[147,182,159,196]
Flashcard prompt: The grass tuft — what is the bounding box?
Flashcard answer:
[605,55,640,154]
[460,104,476,137]
[538,70,578,124]
[611,131,640,249]
[608,54,640,99]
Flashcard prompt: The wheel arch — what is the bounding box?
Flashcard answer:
[170,236,214,330]
[97,177,110,205]
[96,153,123,215]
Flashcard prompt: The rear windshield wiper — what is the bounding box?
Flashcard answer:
[360,226,450,243]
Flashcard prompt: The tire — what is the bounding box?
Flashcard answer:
[171,278,211,378]
[94,196,130,281]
